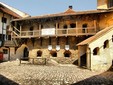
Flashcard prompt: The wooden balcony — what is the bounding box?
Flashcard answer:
[12,27,96,38]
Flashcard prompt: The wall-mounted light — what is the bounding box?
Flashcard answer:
[48,45,52,50]
[56,45,60,51]
[65,45,69,50]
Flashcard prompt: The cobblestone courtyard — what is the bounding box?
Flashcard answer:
[0,61,113,85]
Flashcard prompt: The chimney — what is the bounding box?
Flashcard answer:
[69,6,73,9]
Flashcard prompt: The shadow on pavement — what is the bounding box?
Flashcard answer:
[0,74,19,85]
[71,71,113,85]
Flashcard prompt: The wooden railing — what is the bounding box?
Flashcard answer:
[12,26,20,36]
[12,27,96,38]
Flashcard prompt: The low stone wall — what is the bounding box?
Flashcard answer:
[29,49,78,64]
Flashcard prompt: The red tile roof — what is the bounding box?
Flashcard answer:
[0,7,21,18]
[12,9,113,21]
[64,8,76,14]
[0,2,30,18]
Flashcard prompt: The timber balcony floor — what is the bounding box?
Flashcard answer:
[0,61,113,85]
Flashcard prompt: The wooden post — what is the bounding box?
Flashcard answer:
[94,20,97,32]
[39,24,41,36]
[76,21,78,34]
[20,25,22,36]
[56,23,58,36]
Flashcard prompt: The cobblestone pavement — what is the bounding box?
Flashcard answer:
[0,61,113,85]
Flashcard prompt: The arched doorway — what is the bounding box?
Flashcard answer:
[23,47,29,60]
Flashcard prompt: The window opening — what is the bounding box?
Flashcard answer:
[64,50,71,57]
[63,24,67,29]
[29,26,34,35]
[82,24,87,33]
[2,17,7,23]
[70,23,76,28]
[37,50,42,57]
[50,51,57,57]
[103,40,109,49]
[93,47,99,55]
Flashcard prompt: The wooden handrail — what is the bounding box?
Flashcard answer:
[12,26,20,36]
[12,31,19,36]
[13,26,20,33]
[13,27,96,38]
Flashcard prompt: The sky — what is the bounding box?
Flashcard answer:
[0,0,97,16]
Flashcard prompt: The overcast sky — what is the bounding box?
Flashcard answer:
[0,0,97,16]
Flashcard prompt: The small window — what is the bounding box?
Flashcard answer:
[3,49,8,54]
[50,51,57,57]
[63,24,67,29]
[93,47,99,55]
[29,26,34,35]
[58,23,59,28]
[70,23,76,28]
[103,40,109,49]
[82,24,87,28]
[37,50,42,57]
[64,50,71,57]
[2,17,7,23]
[30,26,34,31]
[82,24,87,33]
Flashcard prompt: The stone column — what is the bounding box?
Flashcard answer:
[78,46,81,67]
[20,25,22,36]
[87,47,91,70]
[76,21,78,34]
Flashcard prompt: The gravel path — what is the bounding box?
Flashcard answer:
[0,61,113,85]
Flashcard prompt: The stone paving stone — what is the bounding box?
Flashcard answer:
[0,61,113,85]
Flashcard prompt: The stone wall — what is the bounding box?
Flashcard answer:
[89,26,113,71]
[99,12,113,30]
[24,36,84,64]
